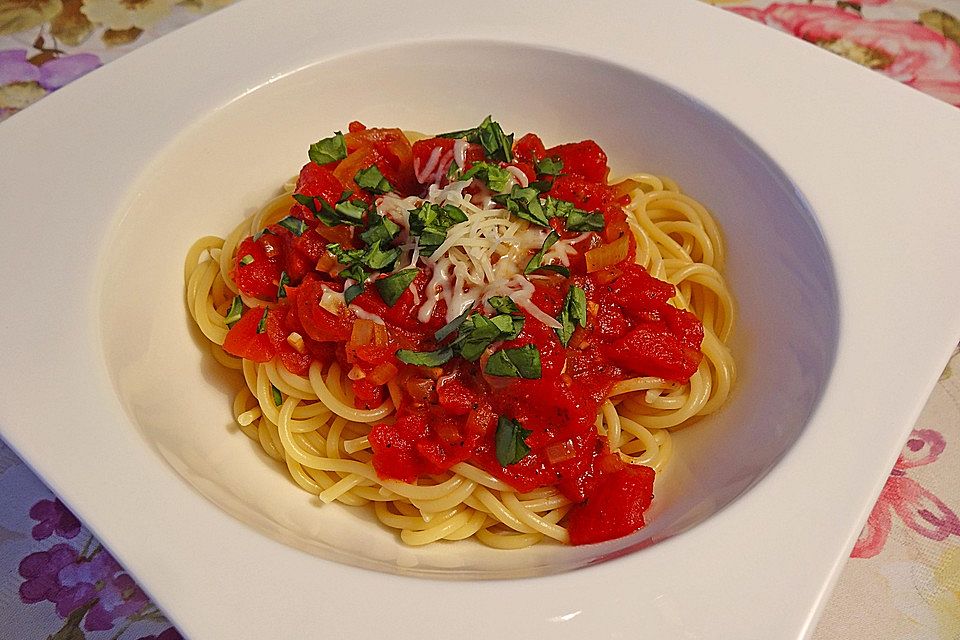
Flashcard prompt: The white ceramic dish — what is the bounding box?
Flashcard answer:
[2,1,959,638]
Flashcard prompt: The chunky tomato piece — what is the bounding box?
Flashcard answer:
[606,263,676,314]
[411,137,485,185]
[566,465,655,545]
[602,324,702,382]
[513,133,546,163]
[548,175,617,213]
[545,140,608,182]
[232,236,285,300]
[292,162,345,221]
[296,278,352,342]
[222,307,278,363]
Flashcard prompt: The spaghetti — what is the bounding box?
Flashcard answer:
[184,119,735,548]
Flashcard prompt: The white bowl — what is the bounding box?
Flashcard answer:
[2,1,959,638]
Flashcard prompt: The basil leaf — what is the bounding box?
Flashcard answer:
[271,384,283,407]
[556,285,587,346]
[343,283,364,305]
[487,296,520,315]
[524,230,560,275]
[276,271,290,299]
[476,116,514,163]
[256,308,269,334]
[277,216,308,236]
[335,199,367,226]
[495,416,531,466]
[437,116,514,163]
[375,269,418,306]
[494,185,549,227]
[327,244,369,284]
[534,156,563,176]
[293,193,340,226]
[396,347,455,367]
[434,306,473,342]
[409,203,468,255]
[361,240,400,271]
[355,165,393,194]
[360,216,400,246]
[224,296,243,328]
[566,209,605,232]
[308,132,346,165]
[239,254,254,266]
[460,162,513,192]
[530,264,571,277]
[456,314,503,362]
[542,196,577,219]
[484,345,542,379]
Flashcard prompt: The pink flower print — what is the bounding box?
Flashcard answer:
[852,429,960,558]
[57,548,149,631]
[29,498,81,541]
[727,3,960,106]
[18,543,79,604]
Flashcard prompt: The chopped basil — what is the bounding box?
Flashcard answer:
[354,165,393,194]
[495,416,531,466]
[484,345,542,379]
[360,216,400,246]
[487,296,520,315]
[476,116,515,163]
[408,202,468,255]
[326,244,369,284]
[224,296,243,328]
[276,271,290,299]
[566,209,605,232]
[375,269,418,306]
[556,285,587,346]
[530,264,571,277]
[437,116,514,163]
[534,156,563,176]
[343,283,364,305]
[459,162,513,192]
[395,347,455,367]
[493,185,549,227]
[271,384,283,407]
[434,306,473,342]
[256,308,269,334]
[239,254,255,266]
[542,196,577,219]
[334,199,367,225]
[456,315,506,362]
[308,132,347,165]
[524,230,560,275]
[362,240,400,271]
[277,216,308,236]
[292,193,339,226]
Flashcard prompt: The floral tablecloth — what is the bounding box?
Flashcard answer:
[1,1,959,638]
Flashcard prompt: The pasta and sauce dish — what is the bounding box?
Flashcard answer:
[184,118,735,548]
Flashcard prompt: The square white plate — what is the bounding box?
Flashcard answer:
[1,1,959,638]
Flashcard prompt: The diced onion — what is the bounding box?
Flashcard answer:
[287,332,306,353]
[350,319,376,347]
[368,362,399,385]
[545,439,577,465]
[585,236,630,273]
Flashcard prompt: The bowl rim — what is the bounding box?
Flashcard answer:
[2,1,960,638]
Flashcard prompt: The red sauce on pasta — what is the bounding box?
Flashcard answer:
[222,121,704,544]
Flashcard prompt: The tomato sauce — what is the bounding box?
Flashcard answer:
[222,122,705,545]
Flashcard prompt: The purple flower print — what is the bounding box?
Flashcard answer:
[29,498,81,540]
[0,49,40,85]
[18,542,78,604]
[0,47,100,90]
[36,52,101,90]
[57,548,149,631]
[138,628,185,640]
